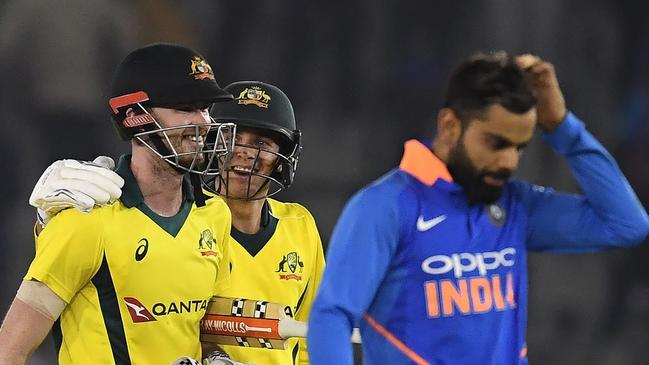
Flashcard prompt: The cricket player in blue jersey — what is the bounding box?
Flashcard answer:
[307,52,649,365]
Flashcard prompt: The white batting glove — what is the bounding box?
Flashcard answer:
[203,351,256,365]
[29,156,124,225]
[170,356,202,365]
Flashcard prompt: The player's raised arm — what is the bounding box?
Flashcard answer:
[514,55,649,252]
[516,113,649,252]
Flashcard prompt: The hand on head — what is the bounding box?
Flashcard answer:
[516,54,567,131]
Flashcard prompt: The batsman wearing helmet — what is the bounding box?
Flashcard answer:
[21,81,325,365]
[203,81,324,365]
[0,43,236,365]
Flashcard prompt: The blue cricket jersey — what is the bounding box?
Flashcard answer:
[308,113,649,365]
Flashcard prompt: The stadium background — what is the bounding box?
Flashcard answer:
[1,1,648,363]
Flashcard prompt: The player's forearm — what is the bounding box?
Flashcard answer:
[0,328,29,365]
[0,350,28,365]
[0,297,55,365]
[543,112,649,244]
[307,307,355,365]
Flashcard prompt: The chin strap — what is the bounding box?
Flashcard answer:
[190,173,208,207]
[145,133,188,175]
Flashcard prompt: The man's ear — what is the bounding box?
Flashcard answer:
[437,108,463,146]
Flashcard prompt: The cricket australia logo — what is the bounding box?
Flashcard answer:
[189,56,215,80]
[236,86,271,108]
[275,251,304,281]
[198,229,218,257]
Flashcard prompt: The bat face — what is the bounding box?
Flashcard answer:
[200,317,288,349]
[199,296,362,350]
[199,297,290,350]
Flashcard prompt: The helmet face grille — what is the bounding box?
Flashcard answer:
[131,105,237,176]
[201,138,300,200]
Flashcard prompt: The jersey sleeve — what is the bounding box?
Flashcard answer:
[212,201,233,295]
[307,180,406,365]
[293,206,326,365]
[517,112,649,253]
[25,209,105,303]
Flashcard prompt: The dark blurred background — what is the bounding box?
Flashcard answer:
[1,1,649,364]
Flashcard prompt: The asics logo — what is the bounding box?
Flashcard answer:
[421,247,516,278]
[135,238,149,261]
[417,214,447,231]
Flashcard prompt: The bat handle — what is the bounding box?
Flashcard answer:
[350,328,362,344]
[278,317,363,344]
[278,317,308,338]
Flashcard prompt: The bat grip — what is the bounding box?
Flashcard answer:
[278,317,308,338]
[278,318,363,344]
[350,328,362,344]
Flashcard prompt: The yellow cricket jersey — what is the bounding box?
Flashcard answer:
[25,155,232,365]
[218,198,325,365]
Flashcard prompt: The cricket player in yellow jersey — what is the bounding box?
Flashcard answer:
[0,43,237,365]
[25,81,326,365]
[204,81,325,365]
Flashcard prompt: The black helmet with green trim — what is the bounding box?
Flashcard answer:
[205,81,302,199]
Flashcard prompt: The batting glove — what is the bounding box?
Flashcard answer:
[170,356,202,365]
[29,156,124,225]
[203,351,256,365]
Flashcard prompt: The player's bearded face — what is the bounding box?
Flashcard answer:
[447,136,512,205]
[161,128,207,167]
[150,106,212,169]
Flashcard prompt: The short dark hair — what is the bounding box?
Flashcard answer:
[443,51,536,123]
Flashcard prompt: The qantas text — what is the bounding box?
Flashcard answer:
[152,299,208,316]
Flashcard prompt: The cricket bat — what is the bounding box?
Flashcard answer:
[200,296,361,350]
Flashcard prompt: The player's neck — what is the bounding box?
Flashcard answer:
[226,198,265,234]
[431,138,450,163]
[130,151,185,217]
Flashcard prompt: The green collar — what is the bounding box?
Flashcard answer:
[231,200,278,257]
[115,154,194,236]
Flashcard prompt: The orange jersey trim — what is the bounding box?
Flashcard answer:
[398,140,453,186]
[364,314,431,365]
